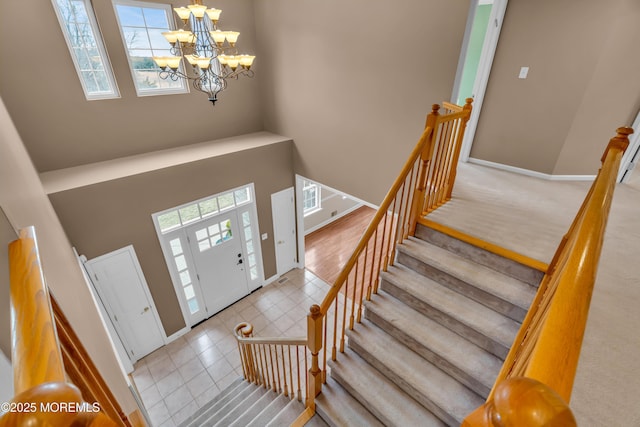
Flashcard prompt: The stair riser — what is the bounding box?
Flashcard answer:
[396,249,526,322]
[364,306,490,398]
[213,387,268,426]
[345,338,458,427]
[380,278,509,359]
[415,224,544,287]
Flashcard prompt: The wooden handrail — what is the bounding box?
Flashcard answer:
[2,226,119,426]
[318,124,435,315]
[8,226,65,394]
[463,126,633,426]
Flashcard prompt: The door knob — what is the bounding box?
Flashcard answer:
[278,240,284,244]
[237,259,243,265]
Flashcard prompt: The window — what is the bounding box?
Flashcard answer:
[113,0,187,96]
[156,187,253,234]
[51,0,119,100]
[302,180,321,215]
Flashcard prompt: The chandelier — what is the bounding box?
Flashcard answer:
[152,0,255,105]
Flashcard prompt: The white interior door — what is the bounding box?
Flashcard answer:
[186,211,250,316]
[618,108,640,183]
[85,246,165,362]
[272,187,298,275]
[452,0,508,162]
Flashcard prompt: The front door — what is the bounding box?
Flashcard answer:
[186,211,250,316]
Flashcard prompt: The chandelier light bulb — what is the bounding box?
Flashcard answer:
[187,4,207,19]
[206,8,222,24]
[224,31,240,46]
[173,7,191,21]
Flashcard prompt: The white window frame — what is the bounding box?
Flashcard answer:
[302,179,321,216]
[112,0,188,97]
[51,0,120,100]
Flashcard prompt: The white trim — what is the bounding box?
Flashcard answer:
[304,203,364,236]
[456,0,509,162]
[618,108,640,183]
[468,157,596,181]
[112,0,189,97]
[50,0,120,100]
[84,245,168,363]
[263,274,280,286]
[165,326,189,343]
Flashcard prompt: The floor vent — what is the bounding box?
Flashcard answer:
[278,277,289,284]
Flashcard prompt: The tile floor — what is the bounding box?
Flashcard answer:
[130,268,331,427]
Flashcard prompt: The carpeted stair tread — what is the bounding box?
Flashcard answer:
[244,394,290,427]
[364,290,502,398]
[347,320,484,426]
[265,399,305,427]
[315,376,384,427]
[179,377,246,426]
[329,347,446,427]
[212,385,268,426]
[381,264,519,358]
[397,237,536,321]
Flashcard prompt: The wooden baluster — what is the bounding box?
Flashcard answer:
[423,104,441,213]
[296,346,302,401]
[278,345,288,397]
[304,347,309,407]
[307,304,323,399]
[340,277,349,353]
[356,246,368,323]
[260,344,270,390]
[287,346,294,399]
[268,344,277,392]
[272,344,282,393]
[445,98,473,200]
[349,264,358,330]
[332,297,338,361]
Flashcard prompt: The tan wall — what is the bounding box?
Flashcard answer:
[471,0,640,175]
[0,0,263,173]
[48,141,294,336]
[253,0,469,203]
[0,98,138,414]
[0,208,17,359]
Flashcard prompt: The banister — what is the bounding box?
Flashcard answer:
[524,129,630,400]
[318,124,435,315]
[463,126,633,426]
[8,226,65,394]
[3,226,120,426]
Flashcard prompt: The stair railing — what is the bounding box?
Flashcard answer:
[232,100,472,424]
[462,127,633,426]
[306,99,473,409]
[0,226,119,427]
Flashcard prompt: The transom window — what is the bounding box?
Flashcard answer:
[113,0,188,96]
[302,180,321,215]
[157,187,251,234]
[51,0,119,100]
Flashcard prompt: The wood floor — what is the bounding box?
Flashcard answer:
[304,206,376,286]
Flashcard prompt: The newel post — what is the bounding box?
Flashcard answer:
[409,104,441,236]
[601,126,633,163]
[307,304,323,402]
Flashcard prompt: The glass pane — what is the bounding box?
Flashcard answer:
[174,254,187,271]
[115,5,144,27]
[242,211,250,227]
[149,30,171,49]
[134,70,160,90]
[188,298,199,314]
[179,270,191,286]
[246,240,254,254]
[184,284,195,299]
[170,238,182,256]
[210,234,222,246]
[143,7,169,28]
[122,27,150,49]
[198,239,211,252]
[199,199,219,217]
[208,224,220,235]
[158,211,181,232]
[71,0,89,22]
[220,220,233,241]
[250,266,258,281]
[179,204,200,224]
[244,227,252,241]
[218,193,235,211]
[248,254,256,267]
[234,188,250,205]
[195,228,208,240]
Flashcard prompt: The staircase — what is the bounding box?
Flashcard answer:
[314,223,544,426]
[179,377,328,427]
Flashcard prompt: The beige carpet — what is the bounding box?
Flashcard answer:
[428,162,640,426]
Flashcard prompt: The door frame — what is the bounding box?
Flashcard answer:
[618,108,640,183]
[452,0,508,162]
[84,245,167,364]
[153,183,265,328]
[271,187,298,276]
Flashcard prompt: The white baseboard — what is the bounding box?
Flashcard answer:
[467,158,596,181]
[304,203,365,236]
[165,326,189,344]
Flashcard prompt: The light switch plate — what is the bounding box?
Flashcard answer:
[261,233,268,240]
[519,66,529,79]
